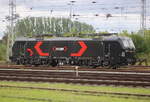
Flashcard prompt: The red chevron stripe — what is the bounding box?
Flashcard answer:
[70,41,87,56]
[27,48,33,56]
[34,41,50,56]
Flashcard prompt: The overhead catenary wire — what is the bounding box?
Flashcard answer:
[1,0,149,40]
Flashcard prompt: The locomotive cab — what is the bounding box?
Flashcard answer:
[103,36,136,68]
[120,37,136,65]
[122,37,135,50]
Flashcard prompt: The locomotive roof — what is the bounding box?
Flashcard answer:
[15,36,129,41]
[104,36,131,41]
[15,37,101,41]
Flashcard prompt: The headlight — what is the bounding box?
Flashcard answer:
[121,52,125,57]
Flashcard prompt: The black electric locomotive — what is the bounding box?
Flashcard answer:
[10,35,136,68]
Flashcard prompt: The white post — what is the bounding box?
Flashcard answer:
[75,66,79,77]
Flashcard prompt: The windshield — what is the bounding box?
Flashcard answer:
[128,39,135,49]
[122,38,135,49]
[122,39,129,48]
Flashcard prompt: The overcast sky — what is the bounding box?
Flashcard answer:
[0,0,150,39]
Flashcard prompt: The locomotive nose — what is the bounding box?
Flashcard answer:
[122,38,135,50]
[125,49,136,65]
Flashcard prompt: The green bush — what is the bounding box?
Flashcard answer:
[130,34,148,53]
[120,30,150,61]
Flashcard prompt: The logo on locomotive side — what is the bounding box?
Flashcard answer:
[52,46,68,52]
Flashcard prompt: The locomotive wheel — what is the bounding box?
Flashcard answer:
[112,66,117,69]
[51,60,57,67]
[16,60,20,65]
[34,64,39,67]
[103,61,110,66]
[111,64,119,69]
[92,66,97,68]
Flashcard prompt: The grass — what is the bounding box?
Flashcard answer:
[0,81,150,102]
[0,81,150,95]
[0,87,150,102]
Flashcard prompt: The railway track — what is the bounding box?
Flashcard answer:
[0,95,52,102]
[0,65,150,72]
[0,68,150,87]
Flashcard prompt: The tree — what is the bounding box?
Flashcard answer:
[7,17,95,38]
[130,34,147,53]
[0,43,6,61]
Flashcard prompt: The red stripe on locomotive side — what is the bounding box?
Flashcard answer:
[70,41,87,57]
[34,41,50,56]
[27,48,33,56]
[64,46,68,52]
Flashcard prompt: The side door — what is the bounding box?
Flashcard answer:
[103,41,111,65]
[104,42,111,59]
